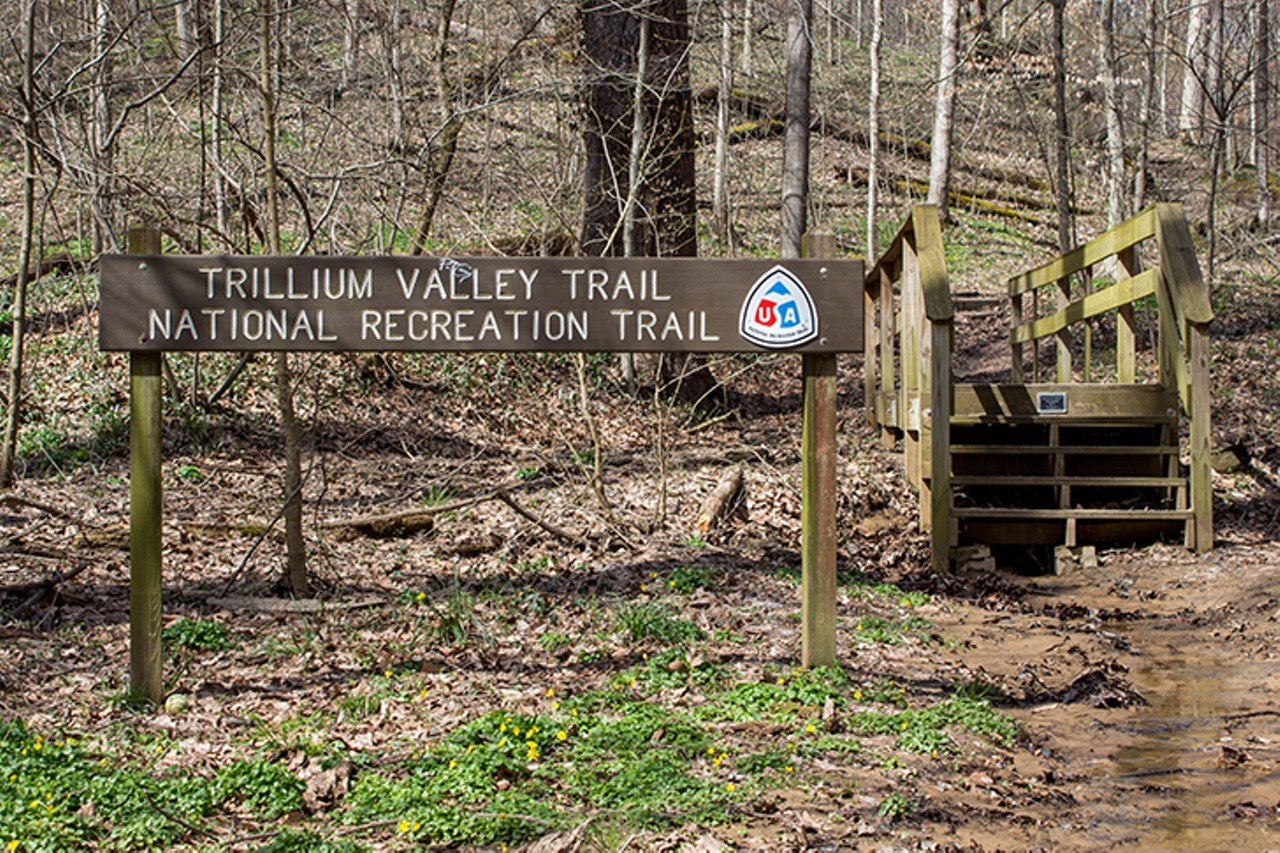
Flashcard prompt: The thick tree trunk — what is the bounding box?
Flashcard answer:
[581,0,709,402]
[866,0,883,260]
[0,0,38,488]
[926,0,961,223]
[781,0,812,258]
[1050,0,1074,252]
[581,0,697,259]
[1101,0,1125,226]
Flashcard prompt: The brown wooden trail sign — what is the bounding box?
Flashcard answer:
[100,255,862,353]
[106,227,863,705]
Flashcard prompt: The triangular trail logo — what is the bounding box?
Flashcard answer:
[739,265,818,348]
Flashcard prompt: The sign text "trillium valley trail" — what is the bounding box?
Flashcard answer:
[99,256,863,354]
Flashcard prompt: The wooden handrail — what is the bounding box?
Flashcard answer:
[1004,202,1213,551]
[1009,207,1156,296]
[865,204,952,572]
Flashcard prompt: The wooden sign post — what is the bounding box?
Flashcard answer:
[104,237,863,700]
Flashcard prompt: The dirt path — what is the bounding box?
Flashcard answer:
[905,538,1280,850]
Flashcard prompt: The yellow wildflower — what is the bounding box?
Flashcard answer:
[556,730,568,741]
[854,690,863,700]
[415,591,426,602]
[397,820,410,833]
[545,688,556,698]
[383,670,393,678]
[449,760,457,769]
[725,783,736,792]
[551,701,561,711]
[785,765,794,773]
[805,724,816,734]
[6,840,18,852]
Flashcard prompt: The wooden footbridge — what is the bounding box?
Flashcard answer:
[865,204,1213,571]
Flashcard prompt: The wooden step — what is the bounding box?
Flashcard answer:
[952,507,1193,521]
[951,383,1177,423]
[950,444,1179,455]
[951,475,1183,487]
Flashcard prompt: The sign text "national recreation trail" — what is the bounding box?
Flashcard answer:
[99,255,863,354]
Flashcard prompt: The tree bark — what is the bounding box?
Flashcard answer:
[866,0,883,260]
[409,0,461,255]
[1135,0,1158,210]
[92,0,117,253]
[1101,0,1125,226]
[926,0,961,223]
[713,0,734,246]
[1050,0,1074,252]
[260,0,309,597]
[0,0,38,488]
[581,0,697,259]
[341,0,360,90]
[1255,0,1271,228]
[781,0,813,258]
[1179,0,1208,137]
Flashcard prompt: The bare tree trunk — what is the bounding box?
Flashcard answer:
[175,0,196,52]
[341,0,360,90]
[1179,0,1208,137]
[1256,0,1271,228]
[381,0,405,151]
[741,0,753,75]
[410,0,461,255]
[713,0,734,246]
[92,0,117,253]
[0,0,38,488]
[1101,0,1125,226]
[866,0,883,260]
[260,0,309,597]
[926,0,961,222]
[1050,0,1074,252]
[212,0,228,241]
[781,0,812,258]
[1135,0,1158,210]
[623,13,650,259]
[1204,0,1225,281]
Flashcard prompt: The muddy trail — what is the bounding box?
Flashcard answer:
[890,533,1278,850]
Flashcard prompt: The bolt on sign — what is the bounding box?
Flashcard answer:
[99,256,863,353]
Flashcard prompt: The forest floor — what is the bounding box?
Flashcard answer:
[2,256,1280,851]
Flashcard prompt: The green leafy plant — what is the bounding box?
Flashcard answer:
[667,564,716,593]
[877,791,917,821]
[163,617,230,651]
[214,759,305,819]
[615,603,704,645]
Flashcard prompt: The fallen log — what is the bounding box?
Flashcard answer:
[695,466,747,535]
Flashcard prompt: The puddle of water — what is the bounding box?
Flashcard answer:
[1099,623,1280,850]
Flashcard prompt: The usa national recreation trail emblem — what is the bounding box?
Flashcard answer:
[738,265,819,348]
